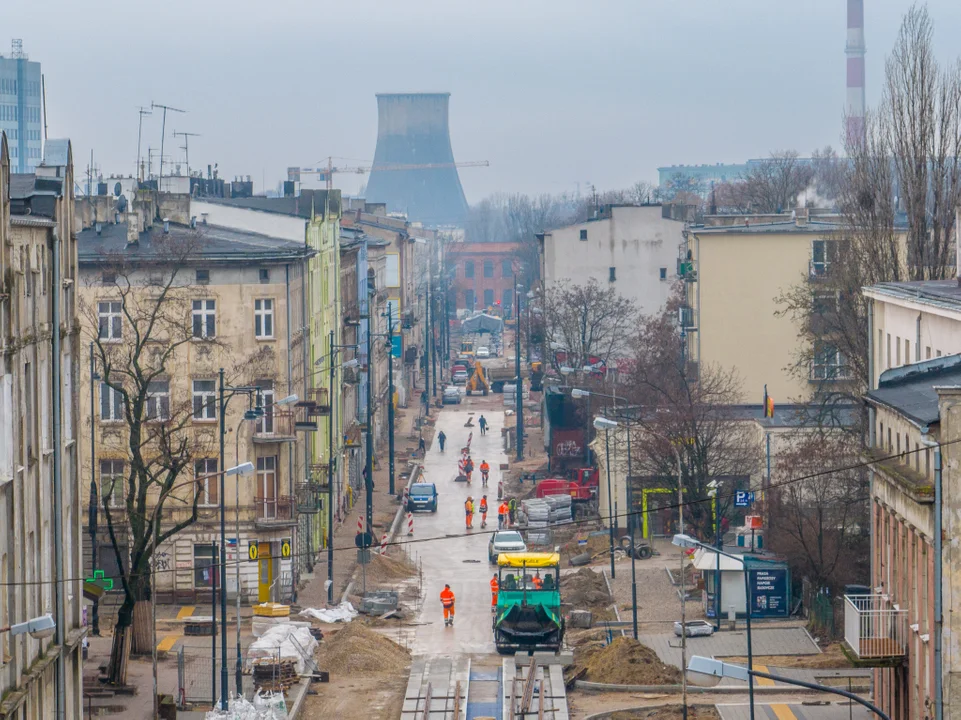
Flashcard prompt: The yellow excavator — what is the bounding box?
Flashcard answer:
[466,360,490,396]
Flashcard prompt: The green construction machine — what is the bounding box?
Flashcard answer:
[493,552,565,654]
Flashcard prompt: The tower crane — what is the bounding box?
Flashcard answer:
[289,156,489,191]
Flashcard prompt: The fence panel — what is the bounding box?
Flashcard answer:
[178,647,253,706]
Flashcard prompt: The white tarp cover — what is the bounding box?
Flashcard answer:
[246,623,319,675]
[298,601,358,623]
[204,691,287,720]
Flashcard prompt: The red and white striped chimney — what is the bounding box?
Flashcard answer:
[845,0,866,145]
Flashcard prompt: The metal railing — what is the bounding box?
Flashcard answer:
[254,495,296,524]
[843,594,908,659]
[253,409,296,441]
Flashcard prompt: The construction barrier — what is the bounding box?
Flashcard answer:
[379,532,389,555]
[407,512,414,536]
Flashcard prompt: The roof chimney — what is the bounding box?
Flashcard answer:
[126,212,140,245]
[190,216,197,229]
[95,222,102,235]
[163,218,170,234]
[795,207,809,227]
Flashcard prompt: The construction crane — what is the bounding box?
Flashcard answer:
[289,156,490,191]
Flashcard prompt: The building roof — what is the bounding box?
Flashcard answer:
[865,354,961,427]
[591,401,856,430]
[864,280,961,313]
[77,221,312,265]
[42,139,70,168]
[202,189,341,219]
[10,215,56,228]
[689,220,845,235]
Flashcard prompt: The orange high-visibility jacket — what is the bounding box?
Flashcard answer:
[465,500,474,514]
[490,577,499,592]
[498,502,509,515]
[480,462,490,473]
[440,587,455,607]
[480,499,488,513]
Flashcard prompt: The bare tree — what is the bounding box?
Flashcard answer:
[84,235,269,685]
[737,151,815,214]
[765,430,869,593]
[542,279,638,372]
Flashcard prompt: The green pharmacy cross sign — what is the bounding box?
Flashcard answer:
[87,569,113,592]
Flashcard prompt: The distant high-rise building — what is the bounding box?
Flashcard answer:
[0,39,42,173]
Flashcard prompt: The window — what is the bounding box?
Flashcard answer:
[896,433,901,456]
[193,544,218,588]
[896,337,901,365]
[927,346,932,360]
[886,334,891,369]
[192,299,216,339]
[609,267,616,282]
[938,350,943,357]
[579,229,588,241]
[502,288,513,311]
[195,458,218,506]
[256,381,275,434]
[100,382,123,421]
[659,267,668,281]
[192,379,217,420]
[195,269,210,284]
[810,238,837,276]
[465,260,474,279]
[502,260,513,277]
[259,268,270,284]
[484,260,494,278]
[811,344,850,381]
[484,289,494,307]
[905,339,911,364]
[145,381,170,421]
[100,459,125,508]
[465,289,475,309]
[812,290,838,315]
[101,272,116,285]
[257,456,278,518]
[98,301,122,341]
[915,443,920,471]
[879,422,884,449]
[385,254,400,287]
[254,299,274,338]
[887,427,892,451]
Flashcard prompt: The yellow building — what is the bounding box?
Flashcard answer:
[78,198,313,604]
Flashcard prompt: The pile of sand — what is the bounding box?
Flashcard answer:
[610,708,719,720]
[562,567,611,607]
[317,622,411,674]
[577,637,682,686]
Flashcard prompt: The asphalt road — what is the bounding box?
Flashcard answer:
[408,407,506,656]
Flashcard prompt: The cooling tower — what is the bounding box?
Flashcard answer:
[365,93,469,227]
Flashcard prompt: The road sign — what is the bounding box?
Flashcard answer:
[247,542,259,562]
[734,491,755,508]
[354,532,374,548]
[281,538,292,558]
[748,567,790,618]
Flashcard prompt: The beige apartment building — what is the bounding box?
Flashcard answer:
[685,211,847,403]
[77,196,314,605]
[0,137,85,718]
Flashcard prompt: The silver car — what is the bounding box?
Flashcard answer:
[673,620,715,637]
[442,386,461,405]
[488,530,527,564]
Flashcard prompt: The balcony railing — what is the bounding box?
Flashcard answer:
[843,594,908,662]
[252,410,296,442]
[254,495,296,527]
[295,482,325,514]
[299,388,330,418]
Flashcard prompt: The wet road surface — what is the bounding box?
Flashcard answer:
[408,407,506,656]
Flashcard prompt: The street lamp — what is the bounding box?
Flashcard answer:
[686,657,891,720]
[593,416,618,580]
[0,614,56,640]
[514,284,525,461]
[674,533,754,720]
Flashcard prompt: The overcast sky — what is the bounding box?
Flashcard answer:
[3,1,960,201]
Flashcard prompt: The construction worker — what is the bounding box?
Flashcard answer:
[532,572,543,590]
[490,573,499,610]
[480,459,490,487]
[479,414,488,435]
[479,495,489,529]
[498,500,510,529]
[508,497,517,525]
[440,584,455,626]
[465,456,474,483]
[438,430,446,452]
[465,496,475,530]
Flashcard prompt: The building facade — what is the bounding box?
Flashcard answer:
[447,241,521,316]
[0,137,85,718]
[538,204,684,318]
[0,41,42,174]
[77,199,313,606]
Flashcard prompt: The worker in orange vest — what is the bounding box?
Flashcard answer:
[532,572,543,590]
[440,584,455,626]
[480,460,490,487]
[465,497,475,530]
[498,501,509,529]
[490,573,499,610]
[479,495,489,529]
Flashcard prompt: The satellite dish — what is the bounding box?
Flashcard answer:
[115,194,128,213]
[113,182,122,197]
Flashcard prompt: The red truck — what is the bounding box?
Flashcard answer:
[535,468,599,503]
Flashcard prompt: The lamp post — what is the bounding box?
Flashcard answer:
[0,614,56,639]
[674,534,755,720]
[515,284,524,461]
[88,342,100,637]
[593,416,618,580]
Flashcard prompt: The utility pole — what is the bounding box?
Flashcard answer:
[327,330,335,604]
[173,130,201,178]
[150,101,185,191]
[387,303,396,496]
[136,107,152,182]
[515,284,524,461]
[88,343,99,636]
[365,321,374,534]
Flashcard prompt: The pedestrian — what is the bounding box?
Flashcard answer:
[440,584,455,626]
[480,459,490,487]
[465,496,475,530]
[465,456,474,483]
[508,497,517,525]
[478,414,488,435]
[532,571,543,590]
[418,435,426,454]
[479,495,489,528]
[437,430,446,452]
[490,573,499,611]
[498,500,509,529]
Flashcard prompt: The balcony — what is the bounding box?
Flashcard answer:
[809,260,832,281]
[295,482,325,515]
[343,302,362,327]
[252,410,296,443]
[254,496,297,529]
[298,388,331,418]
[843,594,908,666]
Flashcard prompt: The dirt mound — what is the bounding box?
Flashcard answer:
[363,549,417,586]
[562,567,611,607]
[610,707,719,720]
[317,621,411,674]
[578,637,681,686]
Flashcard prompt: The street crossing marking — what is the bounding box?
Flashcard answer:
[753,664,776,686]
[156,634,179,653]
[175,605,195,620]
[769,704,798,720]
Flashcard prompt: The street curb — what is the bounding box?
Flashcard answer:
[600,567,627,639]
[580,702,723,720]
[286,677,311,719]
[574,680,870,694]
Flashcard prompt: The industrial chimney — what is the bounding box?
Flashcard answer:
[845,0,866,146]
[365,93,469,227]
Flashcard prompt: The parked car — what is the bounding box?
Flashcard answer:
[476,346,490,359]
[488,530,528,564]
[442,386,461,405]
[453,369,469,384]
[408,482,438,512]
[673,620,715,638]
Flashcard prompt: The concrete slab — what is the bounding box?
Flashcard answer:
[716,703,873,720]
[639,626,820,670]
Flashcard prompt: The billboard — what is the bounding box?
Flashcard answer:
[748,567,790,618]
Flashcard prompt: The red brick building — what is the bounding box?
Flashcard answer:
[447,241,521,316]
